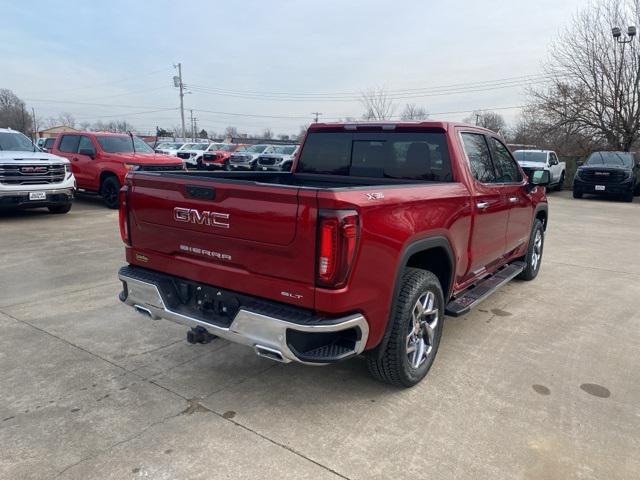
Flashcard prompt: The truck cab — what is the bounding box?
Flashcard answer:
[513,149,566,190]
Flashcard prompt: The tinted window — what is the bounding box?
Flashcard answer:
[461,133,494,183]
[297,131,452,181]
[78,136,95,155]
[549,152,558,165]
[96,135,153,153]
[586,151,634,167]
[489,138,522,183]
[59,135,80,153]
[44,138,56,148]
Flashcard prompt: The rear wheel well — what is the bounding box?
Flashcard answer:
[405,247,452,296]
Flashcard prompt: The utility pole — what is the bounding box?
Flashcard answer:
[311,112,322,123]
[190,109,195,141]
[174,63,186,140]
[31,107,37,141]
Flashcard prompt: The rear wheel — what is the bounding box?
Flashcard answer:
[100,176,120,209]
[48,203,72,214]
[367,268,444,388]
[517,219,544,281]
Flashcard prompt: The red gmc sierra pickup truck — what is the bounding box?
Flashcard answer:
[117,122,550,387]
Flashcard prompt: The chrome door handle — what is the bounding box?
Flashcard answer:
[509,196,518,203]
[476,201,489,209]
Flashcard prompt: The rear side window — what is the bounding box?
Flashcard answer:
[489,138,522,183]
[59,135,80,153]
[461,133,495,183]
[297,131,452,181]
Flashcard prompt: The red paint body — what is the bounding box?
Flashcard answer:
[51,131,184,191]
[201,144,246,168]
[121,122,547,350]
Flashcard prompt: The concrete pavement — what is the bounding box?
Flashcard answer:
[0,191,638,479]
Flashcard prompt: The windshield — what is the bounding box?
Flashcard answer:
[96,135,154,153]
[0,131,36,152]
[585,151,634,167]
[513,151,547,163]
[245,145,271,154]
[181,143,208,151]
[216,144,237,152]
[206,143,222,151]
[272,145,297,155]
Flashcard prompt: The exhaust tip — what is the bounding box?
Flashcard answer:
[254,345,288,363]
[133,304,157,319]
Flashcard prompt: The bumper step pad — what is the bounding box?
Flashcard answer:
[445,262,525,317]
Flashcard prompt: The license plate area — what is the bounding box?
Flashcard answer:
[29,191,47,200]
[595,185,606,191]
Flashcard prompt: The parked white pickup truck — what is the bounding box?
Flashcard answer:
[513,149,566,190]
[0,128,75,213]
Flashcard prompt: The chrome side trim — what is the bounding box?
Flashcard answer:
[118,273,369,365]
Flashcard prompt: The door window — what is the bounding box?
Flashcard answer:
[461,133,495,183]
[549,152,558,165]
[59,135,80,153]
[489,138,522,183]
[78,136,96,156]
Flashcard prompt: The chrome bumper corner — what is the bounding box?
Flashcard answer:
[118,271,369,365]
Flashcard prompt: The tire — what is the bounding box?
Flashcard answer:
[367,268,444,388]
[573,189,583,199]
[100,175,120,209]
[48,203,72,214]
[622,191,634,203]
[282,161,293,171]
[517,219,544,281]
[555,172,565,191]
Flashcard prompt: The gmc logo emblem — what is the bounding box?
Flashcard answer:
[594,172,610,176]
[21,166,48,174]
[173,207,229,229]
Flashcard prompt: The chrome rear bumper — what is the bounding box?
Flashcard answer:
[118,268,368,365]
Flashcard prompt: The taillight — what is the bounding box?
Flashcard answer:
[316,210,359,288]
[119,185,130,245]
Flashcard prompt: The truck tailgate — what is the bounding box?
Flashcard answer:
[125,174,318,308]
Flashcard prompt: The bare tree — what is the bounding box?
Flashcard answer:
[262,128,273,139]
[464,110,506,132]
[360,86,397,120]
[278,134,290,141]
[0,89,32,134]
[57,112,76,128]
[532,0,640,151]
[225,126,238,139]
[400,103,429,120]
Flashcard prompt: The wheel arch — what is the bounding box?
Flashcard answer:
[99,170,120,188]
[534,203,549,231]
[372,236,455,358]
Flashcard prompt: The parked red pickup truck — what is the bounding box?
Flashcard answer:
[117,122,550,387]
[51,132,185,208]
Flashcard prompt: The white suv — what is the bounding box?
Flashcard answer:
[0,128,76,213]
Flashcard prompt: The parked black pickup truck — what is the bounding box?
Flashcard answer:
[573,151,640,202]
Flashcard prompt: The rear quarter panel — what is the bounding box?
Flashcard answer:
[315,182,472,348]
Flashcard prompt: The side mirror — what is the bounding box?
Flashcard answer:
[79,148,95,158]
[529,169,550,187]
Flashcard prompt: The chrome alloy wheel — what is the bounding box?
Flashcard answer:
[531,229,543,271]
[406,290,439,369]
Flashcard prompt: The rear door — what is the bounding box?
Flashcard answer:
[487,136,532,255]
[460,132,509,277]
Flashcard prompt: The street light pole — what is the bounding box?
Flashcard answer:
[174,63,186,140]
[611,26,636,149]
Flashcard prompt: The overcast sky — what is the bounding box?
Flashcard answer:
[1,0,586,136]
